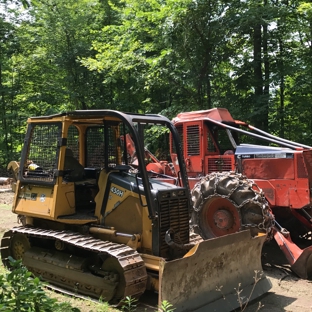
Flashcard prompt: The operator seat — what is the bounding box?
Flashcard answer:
[64,148,85,181]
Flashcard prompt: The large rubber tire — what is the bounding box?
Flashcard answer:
[191,171,274,239]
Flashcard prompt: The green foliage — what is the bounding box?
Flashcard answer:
[158,300,175,312]
[120,296,175,312]
[121,296,138,312]
[92,297,114,311]
[2,0,312,170]
[82,0,241,111]
[0,257,79,312]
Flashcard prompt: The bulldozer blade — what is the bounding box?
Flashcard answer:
[158,230,271,312]
[274,230,312,279]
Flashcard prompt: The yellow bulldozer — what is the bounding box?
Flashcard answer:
[2,110,271,311]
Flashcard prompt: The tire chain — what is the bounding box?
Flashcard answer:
[191,171,275,239]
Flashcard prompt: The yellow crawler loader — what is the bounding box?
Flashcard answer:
[2,110,271,311]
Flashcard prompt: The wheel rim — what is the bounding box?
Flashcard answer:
[200,197,241,238]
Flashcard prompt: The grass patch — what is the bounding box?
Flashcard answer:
[0,204,11,210]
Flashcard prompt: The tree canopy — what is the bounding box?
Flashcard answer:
[0,0,312,167]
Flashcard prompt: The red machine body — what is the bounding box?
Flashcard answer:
[170,108,312,279]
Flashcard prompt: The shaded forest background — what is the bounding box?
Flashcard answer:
[0,0,312,169]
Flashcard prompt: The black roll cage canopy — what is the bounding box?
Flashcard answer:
[28,109,190,220]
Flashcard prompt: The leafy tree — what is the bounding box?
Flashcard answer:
[82,0,246,116]
[1,0,312,169]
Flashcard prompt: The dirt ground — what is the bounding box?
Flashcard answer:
[0,189,311,312]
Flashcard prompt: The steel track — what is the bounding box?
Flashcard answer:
[0,226,148,305]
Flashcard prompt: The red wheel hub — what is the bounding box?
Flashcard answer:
[213,210,234,230]
[201,197,241,237]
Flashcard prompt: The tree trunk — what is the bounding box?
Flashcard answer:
[253,23,264,129]
[263,10,269,132]
[278,38,285,138]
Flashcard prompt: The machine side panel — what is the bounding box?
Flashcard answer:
[242,158,294,180]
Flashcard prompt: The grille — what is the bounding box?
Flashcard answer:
[187,125,200,155]
[207,156,233,174]
[158,192,189,258]
[67,125,80,160]
[86,126,105,168]
[86,124,127,168]
[23,124,60,183]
